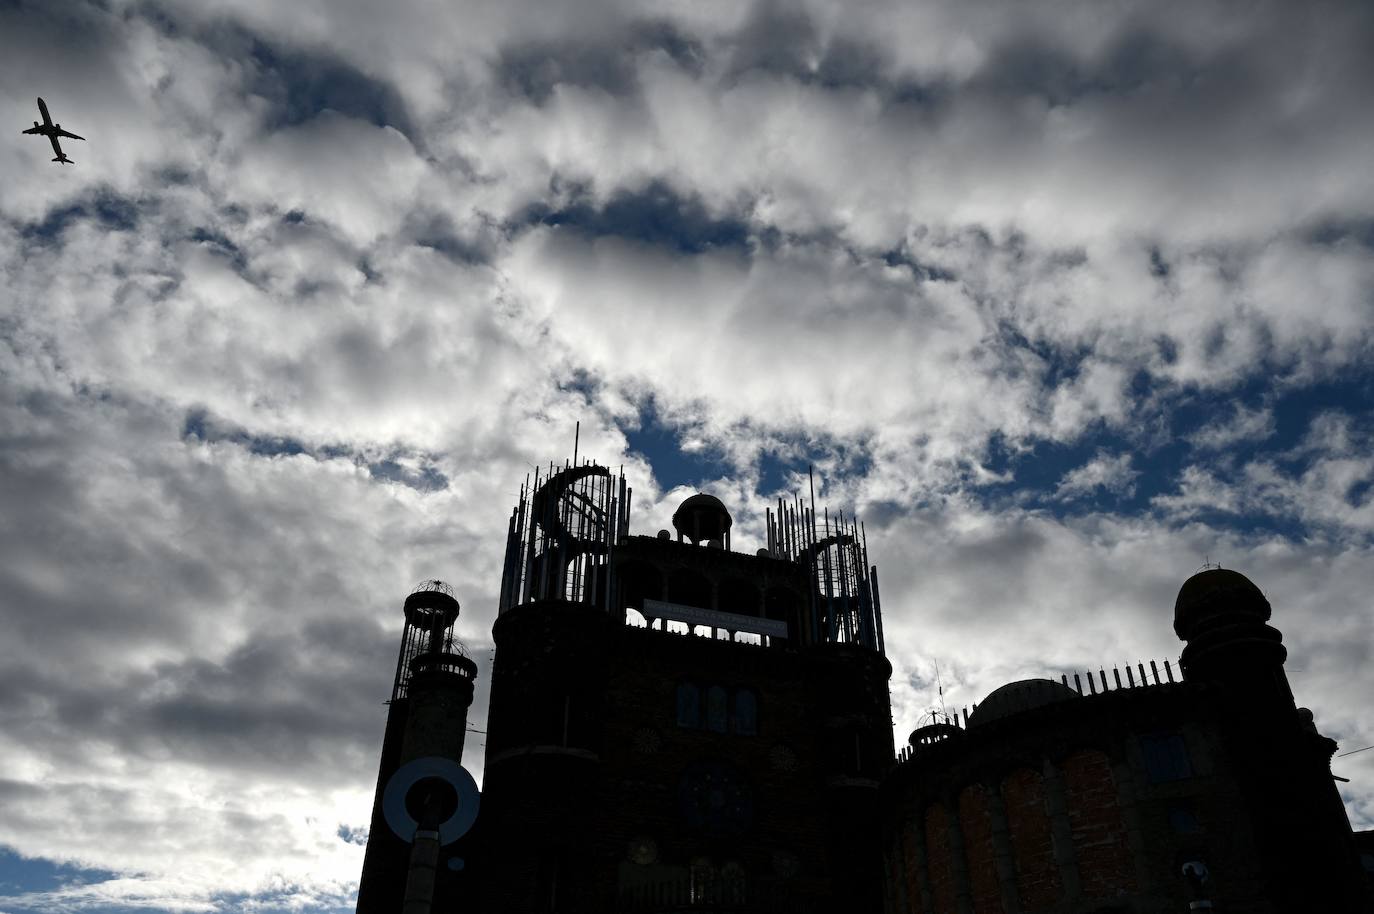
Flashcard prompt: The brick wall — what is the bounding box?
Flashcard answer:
[999,768,1060,910]
[924,803,955,913]
[1061,749,1135,898]
[957,784,1003,914]
[901,821,925,914]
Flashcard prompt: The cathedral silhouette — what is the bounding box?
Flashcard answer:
[356,451,1374,913]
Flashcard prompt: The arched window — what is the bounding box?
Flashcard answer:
[706,686,729,733]
[676,682,702,728]
[732,689,758,736]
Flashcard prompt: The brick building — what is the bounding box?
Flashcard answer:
[358,458,893,913]
[881,568,1373,913]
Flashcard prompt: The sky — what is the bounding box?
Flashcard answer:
[2,0,1373,910]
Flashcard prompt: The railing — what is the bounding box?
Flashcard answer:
[892,658,1183,766]
[617,875,811,913]
[1061,658,1179,696]
[623,613,770,648]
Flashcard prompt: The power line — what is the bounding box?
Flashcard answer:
[1336,744,1373,758]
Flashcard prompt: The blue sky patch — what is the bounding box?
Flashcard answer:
[521,181,750,255]
[0,846,119,895]
[621,401,731,491]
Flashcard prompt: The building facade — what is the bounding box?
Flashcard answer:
[881,568,1372,913]
[356,456,1372,913]
[358,457,894,913]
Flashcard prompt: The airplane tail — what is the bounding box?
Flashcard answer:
[52,156,73,165]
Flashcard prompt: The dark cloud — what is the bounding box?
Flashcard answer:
[188,19,420,142]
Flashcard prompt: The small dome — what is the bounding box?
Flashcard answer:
[1173,568,1270,641]
[672,493,733,544]
[968,678,1078,727]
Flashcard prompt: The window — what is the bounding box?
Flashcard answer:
[706,686,729,733]
[675,682,761,736]
[732,689,758,735]
[677,683,701,728]
[1141,732,1192,783]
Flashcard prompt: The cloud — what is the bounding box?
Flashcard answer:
[2,0,1374,909]
[1188,403,1275,450]
[1054,450,1139,500]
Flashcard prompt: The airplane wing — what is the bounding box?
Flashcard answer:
[22,126,43,134]
[37,97,53,127]
[48,134,64,157]
[55,129,84,140]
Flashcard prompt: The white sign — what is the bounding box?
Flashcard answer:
[643,599,789,638]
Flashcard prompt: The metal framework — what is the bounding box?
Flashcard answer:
[765,472,885,654]
[390,580,468,701]
[498,459,630,614]
[499,452,884,655]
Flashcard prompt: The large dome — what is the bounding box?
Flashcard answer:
[1173,568,1270,641]
[968,678,1078,727]
[672,493,733,544]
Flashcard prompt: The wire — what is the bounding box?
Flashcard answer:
[1337,744,1373,758]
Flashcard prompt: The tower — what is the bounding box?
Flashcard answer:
[358,581,480,914]
[1174,567,1368,910]
[475,456,894,913]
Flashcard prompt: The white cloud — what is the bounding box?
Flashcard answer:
[1188,403,1275,450]
[3,0,1374,908]
[1054,450,1139,500]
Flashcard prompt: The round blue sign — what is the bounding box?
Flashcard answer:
[382,757,480,845]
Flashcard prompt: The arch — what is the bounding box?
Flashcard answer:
[732,688,758,736]
[667,567,713,611]
[676,682,702,729]
[705,685,729,733]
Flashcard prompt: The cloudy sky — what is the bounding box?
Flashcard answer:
[3,0,1373,910]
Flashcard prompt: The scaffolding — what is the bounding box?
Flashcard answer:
[498,459,629,614]
[764,470,885,654]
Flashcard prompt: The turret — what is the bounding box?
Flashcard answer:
[357,581,479,914]
[1174,567,1293,712]
[1174,567,1368,910]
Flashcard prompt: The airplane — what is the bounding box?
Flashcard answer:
[22,97,84,164]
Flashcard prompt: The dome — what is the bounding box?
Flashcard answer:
[672,493,733,544]
[968,678,1078,727]
[1173,568,1270,641]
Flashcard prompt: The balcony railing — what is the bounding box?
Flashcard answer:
[616,875,812,914]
